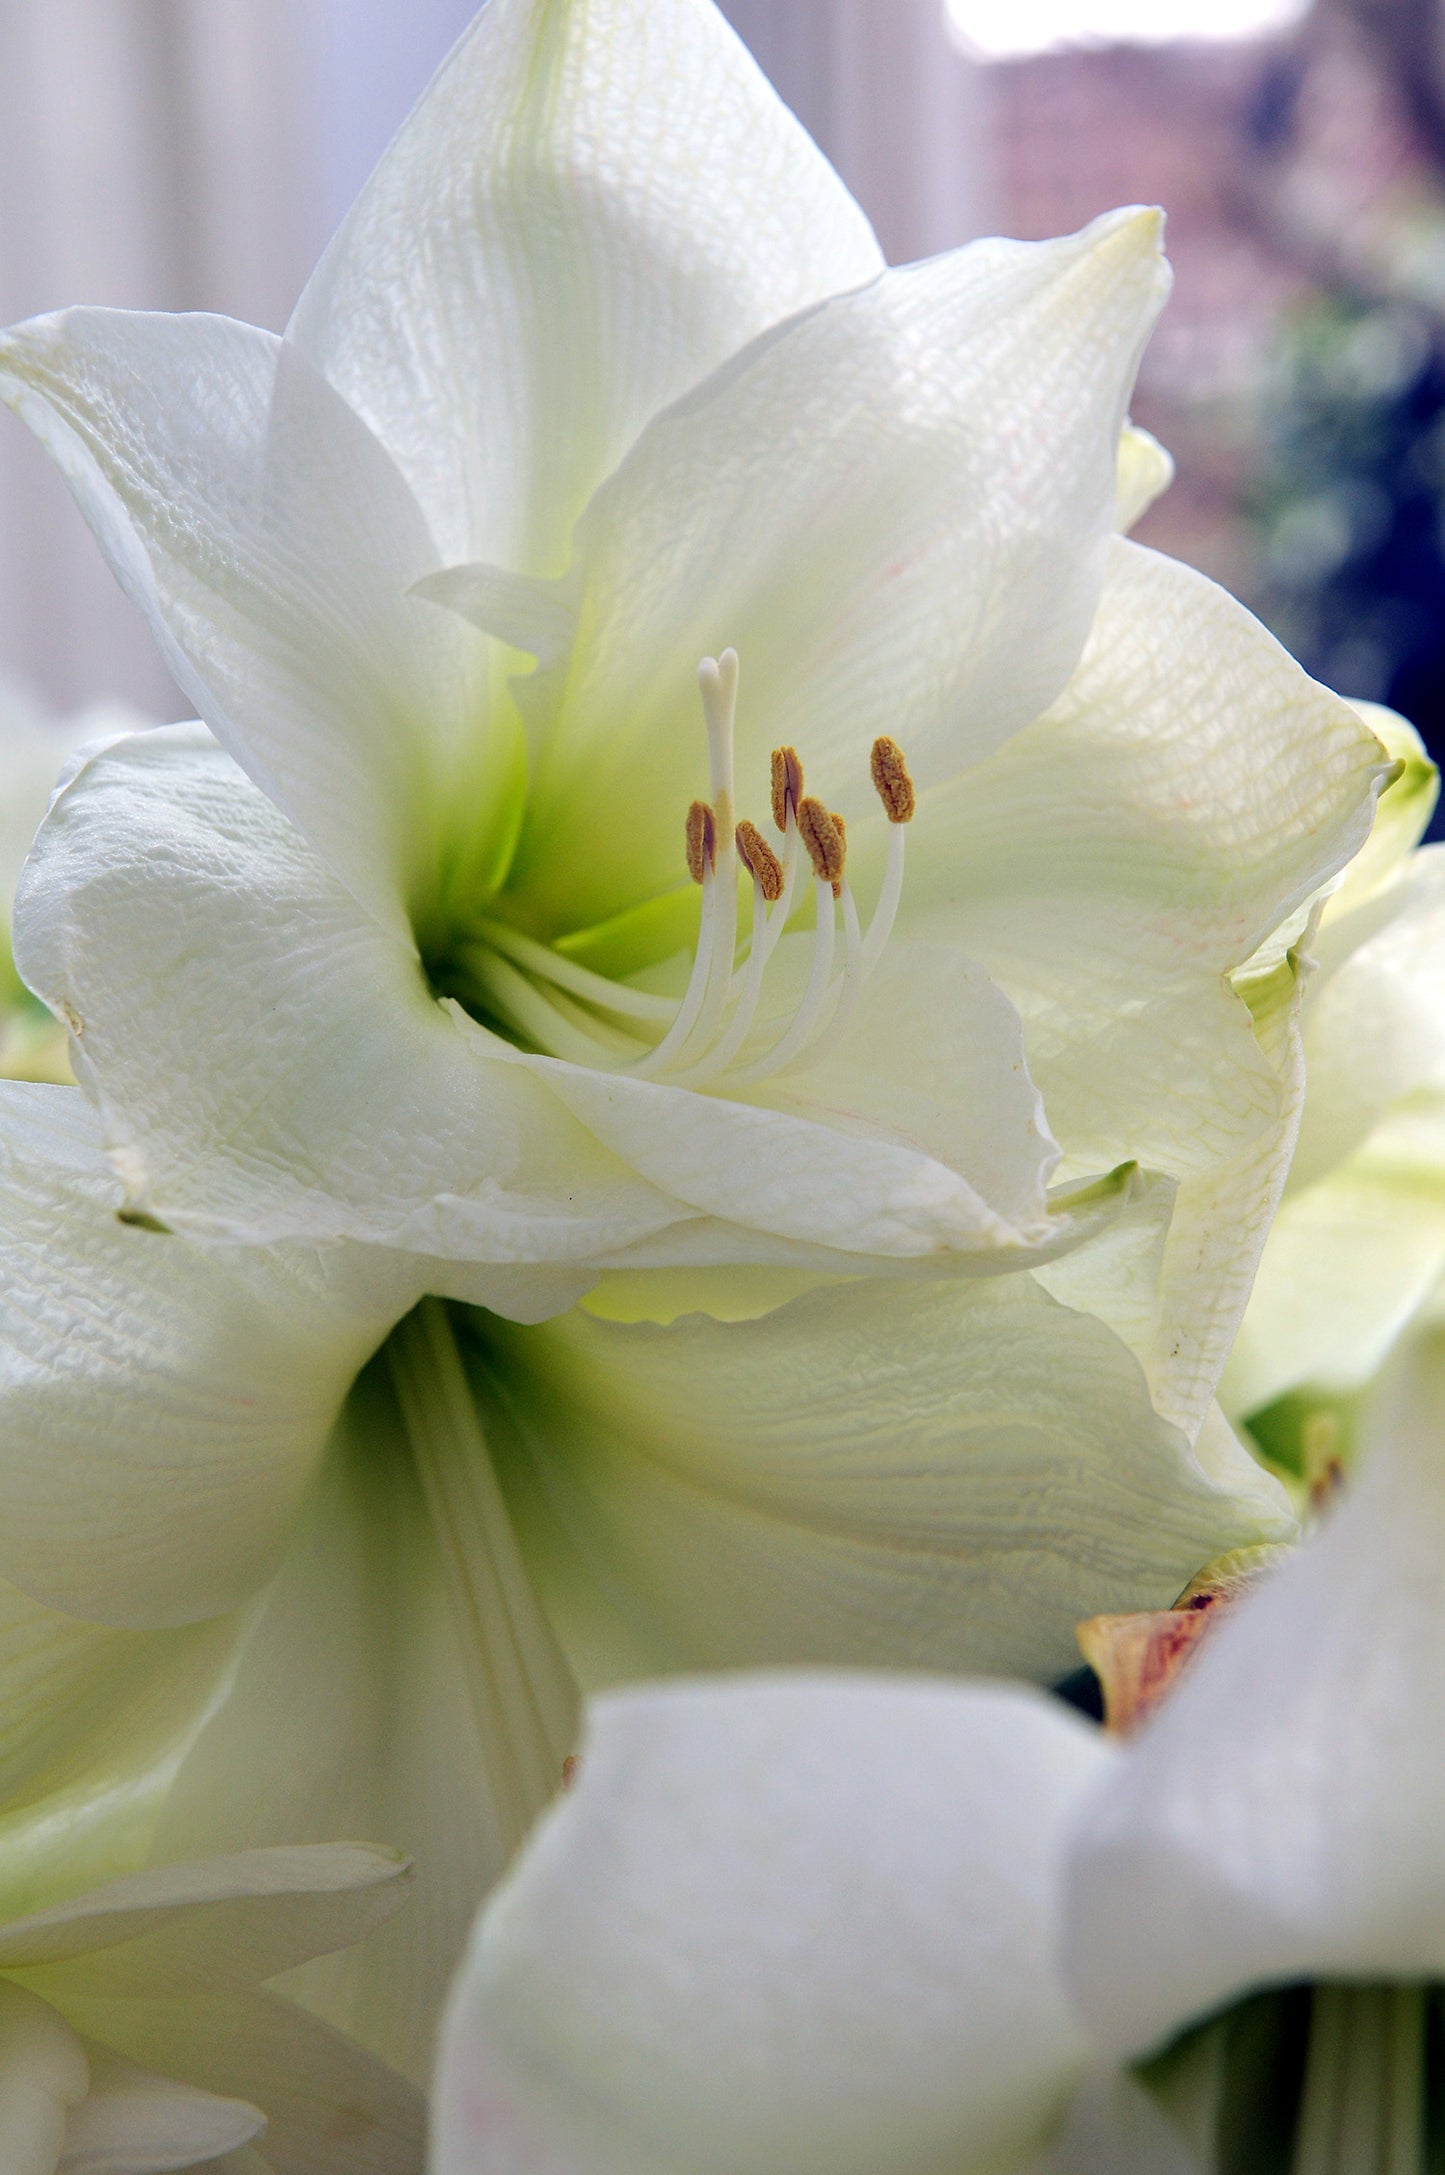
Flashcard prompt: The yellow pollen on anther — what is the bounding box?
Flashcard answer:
[770,746,805,833]
[797,796,845,887]
[685,799,716,884]
[735,819,784,902]
[870,736,916,824]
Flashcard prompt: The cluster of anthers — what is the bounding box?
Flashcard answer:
[467,649,914,1088]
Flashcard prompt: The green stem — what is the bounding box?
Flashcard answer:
[385,1299,578,1854]
[1292,1985,1426,2175]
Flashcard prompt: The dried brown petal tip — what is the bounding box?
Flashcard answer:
[870,736,915,824]
[770,745,805,832]
[797,796,846,887]
[735,819,784,902]
[1076,1608,1218,1737]
[685,799,716,884]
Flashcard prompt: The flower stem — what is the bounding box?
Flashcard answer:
[1292,1984,1426,2175]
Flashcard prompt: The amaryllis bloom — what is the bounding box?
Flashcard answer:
[1,0,1383,1337]
[435,1332,1445,2174]
[0,1842,419,2174]
[0,0,1388,2084]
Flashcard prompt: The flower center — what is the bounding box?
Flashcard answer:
[447,650,915,1088]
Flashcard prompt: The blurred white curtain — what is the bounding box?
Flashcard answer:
[718,0,991,263]
[0,0,310,715]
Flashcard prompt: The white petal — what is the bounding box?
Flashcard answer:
[13,727,693,1274]
[752,937,1059,1236]
[0,1847,410,1988]
[289,0,882,574]
[433,1676,1107,2175]
[59,2053,262,2175]
[1034,2067,1202,2175]
[1064,1331,1445,2053]
[478,1271,1294,1689]
[0,1081,401,1627]
[1222,1101,1445,1416]
[47,1995,421,2175]
[0,1982,88,2175]
[1289,846,1445,1193]
[499,209,1171,938]
[0,310,478,938]
[1114,424,1173,532]
[899,538,1390,1433]
[0,1568,241,1924]
[1318,703,1437,921]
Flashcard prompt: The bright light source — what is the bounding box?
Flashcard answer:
[945,0,1311,61]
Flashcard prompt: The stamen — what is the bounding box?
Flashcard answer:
[771,745,804,833]
[735,820,784,902]
[632,654,743,1078]
[729,874,837,1084]
[796,796,846,888]
[681,654,742,1060]
[673,809,796,1085]
[685,799,715,885]
[465,949,642,1066]
[860,739,914,981]
[792,875,864,1069]
[870,735,916,825]
[474,920,677,1021]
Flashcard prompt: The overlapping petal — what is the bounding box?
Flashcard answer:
[12,728,690,1275]
[290,0,884,575]
[1,1847,422,2175]
[431,1677,1107,2175]
[0,314,475,937]
[17,728,1110,1279]
[473,1271,1293,1689]
[0,1081,402,1627]
[894,538,1390,1430]
[475,209,1171,936]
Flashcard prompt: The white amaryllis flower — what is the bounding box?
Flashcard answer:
[0,0,1384,1348]
[435,1333,1445,2175]
[0,675,147,1083]
[0,0,1389,2081]
[1222,704,1445,1476]
[0,1841,419,2174]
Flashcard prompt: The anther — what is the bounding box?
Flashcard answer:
[771,746,805,833]
[685,800,716,885]
[829,810,847,898]
[735,820,784,902]
[796,796,845,888]
[870,737,915,824]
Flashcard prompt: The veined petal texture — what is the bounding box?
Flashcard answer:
[290,0,885,573]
